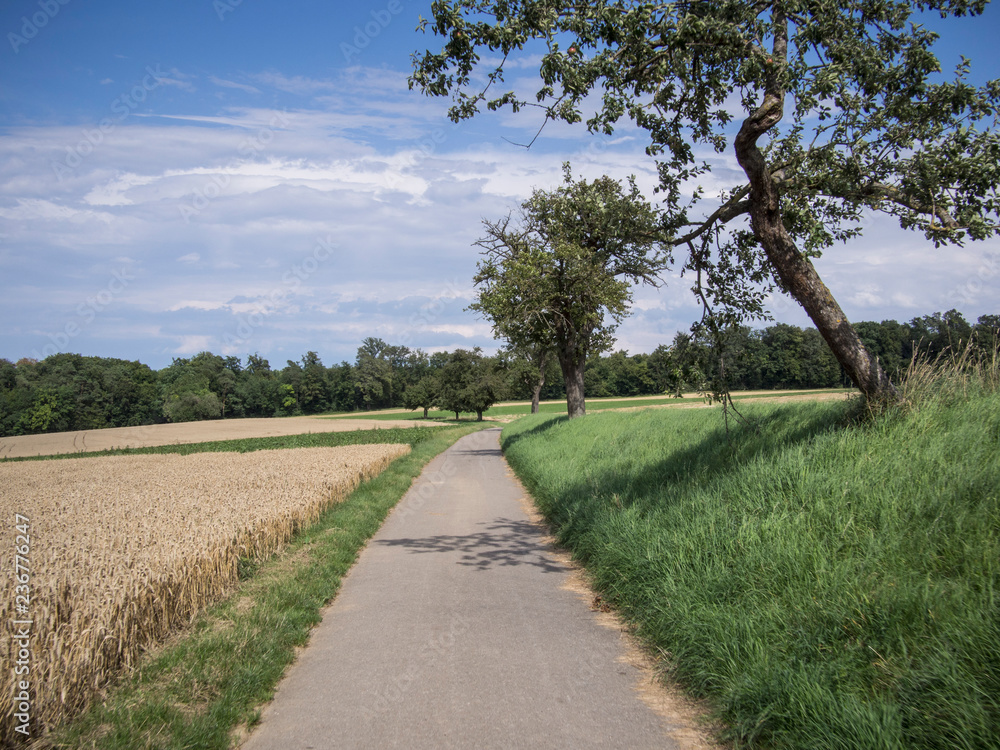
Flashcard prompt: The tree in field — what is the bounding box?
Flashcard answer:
[435,348,504,420]
[411,0,1000,403]
[354,338,394,411]
[402,375,439,418]
[469,167,667,418]
[501,341,556,413]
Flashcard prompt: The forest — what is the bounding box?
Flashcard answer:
[1,310,996,437]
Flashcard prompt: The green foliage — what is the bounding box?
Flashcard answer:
[16,389,67,433]
[0,354,161,436]
[471,165,668,416]
[412,0,1000,401]
[434,348,504,420]
[162,389,222,423]
[277,383,297,414]
[471,165,666,363]
[1,310,992,436]
[501,368,1000,749]
[413,0,999,256]
[402,375,438,417]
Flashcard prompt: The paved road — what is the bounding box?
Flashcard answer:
[241,428,690,749]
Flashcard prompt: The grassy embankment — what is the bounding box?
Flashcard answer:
[501,360,999,749]
[38,423,489,750]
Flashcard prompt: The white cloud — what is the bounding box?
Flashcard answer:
[209,76,261,94]
[2,61,998,369]
[253,71,339,95]
[172,335,214,354]
[168,300,226,312]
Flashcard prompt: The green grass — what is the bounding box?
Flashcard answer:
[501,370,999,749]
[41,422,489,750]
[324,389,854,421]
[3,425,438,462]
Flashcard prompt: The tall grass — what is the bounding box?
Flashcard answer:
[501,355,1000,749]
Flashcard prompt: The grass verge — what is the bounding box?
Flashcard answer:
[38,422,488,749]
[501,366,999,749]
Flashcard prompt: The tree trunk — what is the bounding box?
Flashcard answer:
[422,406,429,418]
[530,349,548,414]
[760,228,896,401]
[733,21,897,403]
[531,360,546,415]
[476,410,483,421]
[559,352,587,418]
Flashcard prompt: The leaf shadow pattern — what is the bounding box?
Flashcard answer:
[498,415,569,453]
[374,517,569,573]
[517,403,854,520]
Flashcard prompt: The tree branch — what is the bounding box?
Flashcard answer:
[671,186,752,246]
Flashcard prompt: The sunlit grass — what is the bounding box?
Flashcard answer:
[501,358,999,749]
[323,389,854,421]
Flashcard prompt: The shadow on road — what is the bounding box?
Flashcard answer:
[374,518,568,573]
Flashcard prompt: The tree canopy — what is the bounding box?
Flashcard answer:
[469,166,667,417]
[410,0,1000,402]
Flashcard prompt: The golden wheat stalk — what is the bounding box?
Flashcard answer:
[0,444,409,741]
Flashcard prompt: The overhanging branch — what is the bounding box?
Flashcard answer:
[671,185,752,247]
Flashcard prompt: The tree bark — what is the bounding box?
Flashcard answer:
[733,16,897,403]
[559,352,587,418]
[531,350,548,414]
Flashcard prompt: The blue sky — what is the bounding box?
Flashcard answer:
[2,0,998,370]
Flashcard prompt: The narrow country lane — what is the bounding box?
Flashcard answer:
[241,428,708,749]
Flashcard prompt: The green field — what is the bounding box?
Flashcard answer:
[501,366,1000,749]
[324,389,855,422]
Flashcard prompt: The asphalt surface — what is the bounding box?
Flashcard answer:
[241,428,685,749]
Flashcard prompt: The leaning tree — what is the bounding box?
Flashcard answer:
[411,0,1000,402]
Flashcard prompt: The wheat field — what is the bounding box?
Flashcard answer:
[0,444,410,741]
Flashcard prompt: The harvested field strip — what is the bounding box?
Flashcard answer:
[0,416,438,460]
[0,444,409,742]
[4,425,436,464]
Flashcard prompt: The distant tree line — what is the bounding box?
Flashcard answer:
[1,311,996,438]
